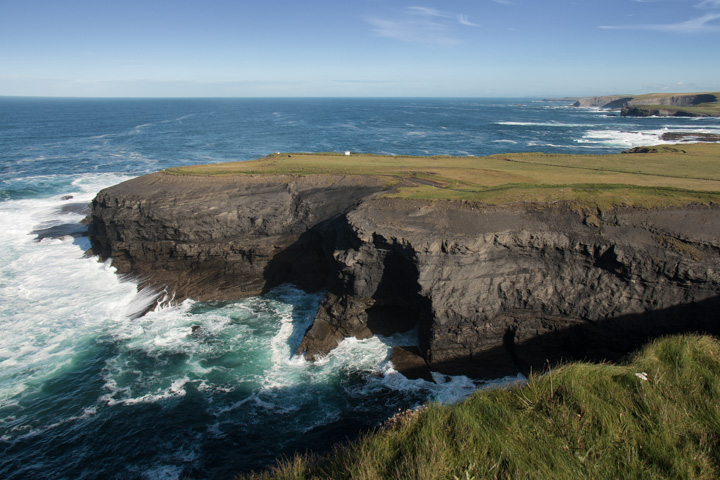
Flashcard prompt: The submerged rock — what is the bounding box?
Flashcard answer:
[390,347,434,382]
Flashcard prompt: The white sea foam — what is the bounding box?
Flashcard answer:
[577,128,668,148]
[175,113,198,122]
[0,173,138,402]
[141,465,185,480]
[131,123,153,134]
[577,124,720,148]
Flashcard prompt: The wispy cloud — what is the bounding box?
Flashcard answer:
[366,6,479,45]
[697,0,720,7]
[602,0,720,32]
[407,6,482,27]
[600,12,720,32]
[458,15,480,27]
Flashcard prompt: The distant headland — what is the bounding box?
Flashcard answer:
[570,91,720,117]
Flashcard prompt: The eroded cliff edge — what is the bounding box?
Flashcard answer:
[89,172,387,301]
[89,171,720,378]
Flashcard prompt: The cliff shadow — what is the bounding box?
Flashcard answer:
[260,222,333,295]
[364,240,433,355]
[429,295,720,379]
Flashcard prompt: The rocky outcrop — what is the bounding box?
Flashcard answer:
[88,172,386,301]
[296,198,720,377]
[89,173,720,378]
[620,106,713,117]
[625,94,717,108]
[572,96,633,109]
[660,132,720,143]
[573,93,718,117]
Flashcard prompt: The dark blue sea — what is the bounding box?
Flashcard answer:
[1,97,719,479]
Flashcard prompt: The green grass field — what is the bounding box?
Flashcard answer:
[242,334,720,480]
[165,143,720,209]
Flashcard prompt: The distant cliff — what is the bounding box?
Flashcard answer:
[88,164,720,379]
[572,96,634,109]
[573,92,719,117]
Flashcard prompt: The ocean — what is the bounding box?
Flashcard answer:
[1,97,719,479]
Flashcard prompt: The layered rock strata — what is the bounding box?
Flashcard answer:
[572,96,633,109]
[88,172,386,301]
[620,106,714,117]
[89,173,720,378]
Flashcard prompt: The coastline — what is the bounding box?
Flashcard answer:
[571,91,720,117]
[4,97,720,479]
[88,144,720,380]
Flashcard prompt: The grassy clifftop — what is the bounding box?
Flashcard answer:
[165,143,720,209]
[623,92,720,117]
[572,92,720,116]
[244,334,720,480]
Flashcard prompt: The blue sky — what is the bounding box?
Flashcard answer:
[1,0,719,97]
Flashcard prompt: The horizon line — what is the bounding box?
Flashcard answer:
[0,94,604,100]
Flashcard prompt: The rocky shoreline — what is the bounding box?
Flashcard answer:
[88,170,720,379]
[660,132,720,143]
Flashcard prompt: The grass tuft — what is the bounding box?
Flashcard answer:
[240,335,720,480]
[655,235,704,260]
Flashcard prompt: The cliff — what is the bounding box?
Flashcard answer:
[572,92,720,117]
[572,96,633,109]
[88,148,720,378]
[89,172,386,301]
[296,198,720,377]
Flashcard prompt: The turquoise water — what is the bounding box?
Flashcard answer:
[1,98,718,478]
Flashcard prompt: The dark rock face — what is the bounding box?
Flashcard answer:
[89,173,720,378]
[625,93,717,108]
[88,172,386,301]
[389,347,434,382]
[296,199,720,377]
[659,132,720,143]
[572,96,633,109]
[620,106,712,118]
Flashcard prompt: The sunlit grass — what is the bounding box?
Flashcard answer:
[242,334,720,480]
[165,144,720,208]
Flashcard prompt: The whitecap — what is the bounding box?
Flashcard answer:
[141,464,185,480]
[576,128,673,147]
[0,178,142,402]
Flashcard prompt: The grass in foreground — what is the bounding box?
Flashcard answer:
[165,144,720,208]
[242,334,720,480]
